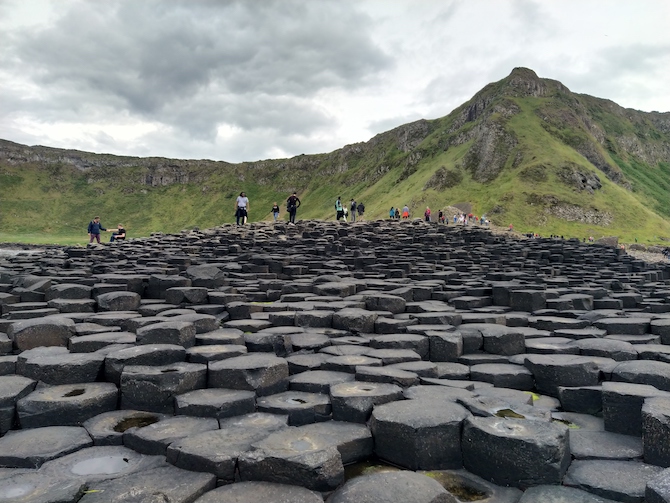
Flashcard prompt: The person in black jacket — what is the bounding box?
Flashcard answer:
[356,202,365,221]
[286,192,301,224]
[87,216,107,244]
[110,224,126,242]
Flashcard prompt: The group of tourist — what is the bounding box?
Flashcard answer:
[335,197,365,222]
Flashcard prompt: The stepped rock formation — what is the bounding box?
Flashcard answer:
[1,220,670,501]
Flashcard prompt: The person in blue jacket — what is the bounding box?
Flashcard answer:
[87,216,108,244]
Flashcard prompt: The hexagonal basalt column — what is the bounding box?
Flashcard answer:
[371,399,470,470]
[462,416,570,489]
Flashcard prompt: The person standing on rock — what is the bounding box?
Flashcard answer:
[350,199,357,222]
[394,207,400,219]
[424,207,431,222]
[286,193,301,224]
[235,192,249,225]
[271,202,280,222]
[335,196,345,221]
[87,216,108,244]
[357,201,365,221]
[402,205,410,219]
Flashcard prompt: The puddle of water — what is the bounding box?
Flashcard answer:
[161,369,179,373]
[290,439,315,452]
[113,415,160,433]
[344,459,401,480]
[70,455,131,475]
[423,472,488,502]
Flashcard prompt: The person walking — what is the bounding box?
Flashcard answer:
[424,206,431,222]
[389,207,395,219]
[357,201,365,221]
[235,192,249,225]
[271,202,280,222]
[87,216,108,244]
[402,205,410,219]
[286,192,301,224]
[335,196,345,221]
[394,207,400,219]
[350,199,357,222]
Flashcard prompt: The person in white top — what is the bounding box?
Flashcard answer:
[235,192,249,225]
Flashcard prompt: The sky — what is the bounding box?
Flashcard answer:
[1,0,669,163]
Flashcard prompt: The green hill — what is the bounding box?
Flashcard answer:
[1,67,669,245]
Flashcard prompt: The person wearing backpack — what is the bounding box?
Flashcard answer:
[335,197,344,221]
[286,193,301,224]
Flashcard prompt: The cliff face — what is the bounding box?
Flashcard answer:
[1,67,669,240]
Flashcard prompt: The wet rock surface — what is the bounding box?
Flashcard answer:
[1,220,670,501]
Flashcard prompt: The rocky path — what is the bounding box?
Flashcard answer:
[1,219,670,502]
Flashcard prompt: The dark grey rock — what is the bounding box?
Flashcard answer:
[371,399,469,470]
[194,481,324,503]
[565,459,664,503]
[327,471,455,503]
[83,409,166,446]
[462,416,570,488]
[175,388,256,420]
[123,415,219,455]
[330,381,403,423]
[0,426,92,468]
[120,362,207,413]
[17,382,118,428]
[208,353,289,396]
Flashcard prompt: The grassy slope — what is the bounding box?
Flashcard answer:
[2,79,669,246]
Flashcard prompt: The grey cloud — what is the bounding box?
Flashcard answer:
[4,0,391,139]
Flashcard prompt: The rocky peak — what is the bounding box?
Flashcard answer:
[503,67,549,98]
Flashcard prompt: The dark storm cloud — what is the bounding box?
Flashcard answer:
[5,0,391,139]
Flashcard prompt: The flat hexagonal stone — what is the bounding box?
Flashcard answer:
[332,308,378,333]
[104,343,186,384]
[519,485,619,503]
[120,362,207,413]
[208,353,289,396]
[573,338,638,361]
[17,351,104,385]
[257,391,331,426]
[328,471,453,503]
[223,319,273,332]
[196,328,245,345]
[17,382,118,428]
[68,332,136,353]
[323,355,382,373]
[135,321,196,348]
[523,355,606,397]
[175,388,256,419]
[286,353,329,374]
[469,363,534,390]
[330,381,403,423]
[238,428,345,492]
[95,291,141,311]
[602,381,670,436]
[83,409,167,446]
[564,459,664,502]
[193,481,324,503]
[371,399,469,470]
[166,417,287,481]
[7,317,75,350]
[611,360,670,392]
[0,426,93,468]
[123,415,219,455]
[186,344,247,363]
[462,416,570,488]
[593,317,651,335]
[289,370,355,394]
[40,445,166,484]
[77,464,215,503]
[569,430,643,460]
[0,470,85,503]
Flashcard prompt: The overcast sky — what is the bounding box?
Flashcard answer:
[1,0,669,163]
